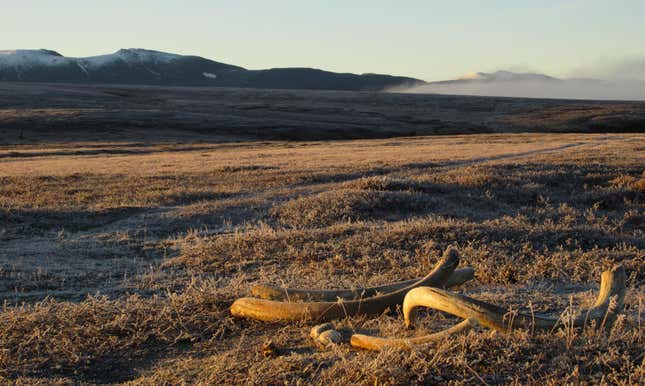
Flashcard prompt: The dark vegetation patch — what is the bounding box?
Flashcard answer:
[341,176,443,194]
[213,164,280,173]
[2,83,644,144]
[272,189,431,228]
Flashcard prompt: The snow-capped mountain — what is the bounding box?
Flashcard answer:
[0,49,243,84]
[0,49,424,91]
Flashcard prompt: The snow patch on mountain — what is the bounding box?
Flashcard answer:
[0,49,68,68]
[457,70,559,82]
[0,48,183,70]
[459,72,486,80]
[76,62,89,77]
[76,49,182,69]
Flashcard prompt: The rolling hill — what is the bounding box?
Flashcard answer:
[0,49,425,91]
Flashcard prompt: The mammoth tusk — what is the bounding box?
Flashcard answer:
[251,267,475,302]
[230,247,460,323]
[403,265,626,332]
[350,318,477,351]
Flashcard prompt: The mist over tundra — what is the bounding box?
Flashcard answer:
[395,78,645,101]
[393,57,645,101]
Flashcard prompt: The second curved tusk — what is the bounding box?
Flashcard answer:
[350,318,477,351]
[403,265,626,332]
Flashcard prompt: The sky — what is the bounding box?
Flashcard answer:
[3,0,645,81]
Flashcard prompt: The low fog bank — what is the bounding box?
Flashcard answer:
[392,79,645,101]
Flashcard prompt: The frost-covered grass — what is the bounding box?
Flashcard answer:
[0,133,643,384]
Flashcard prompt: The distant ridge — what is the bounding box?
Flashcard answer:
[0,48,425,91]
[430,70,561,85]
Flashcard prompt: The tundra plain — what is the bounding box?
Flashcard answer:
[0,84,644,385]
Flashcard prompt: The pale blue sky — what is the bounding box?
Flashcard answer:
[3,0,644,81]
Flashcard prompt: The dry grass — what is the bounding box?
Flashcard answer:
[0,133,643,384]
[272,189,429,227]
[0,279,234,383]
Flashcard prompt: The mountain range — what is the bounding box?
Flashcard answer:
[0,49,424,91]
[3,49,643,100]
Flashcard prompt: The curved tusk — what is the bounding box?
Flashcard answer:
[251,267,475,302]
[230,247,460,323]
[404,265,626,332]
[350,318,477,351]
